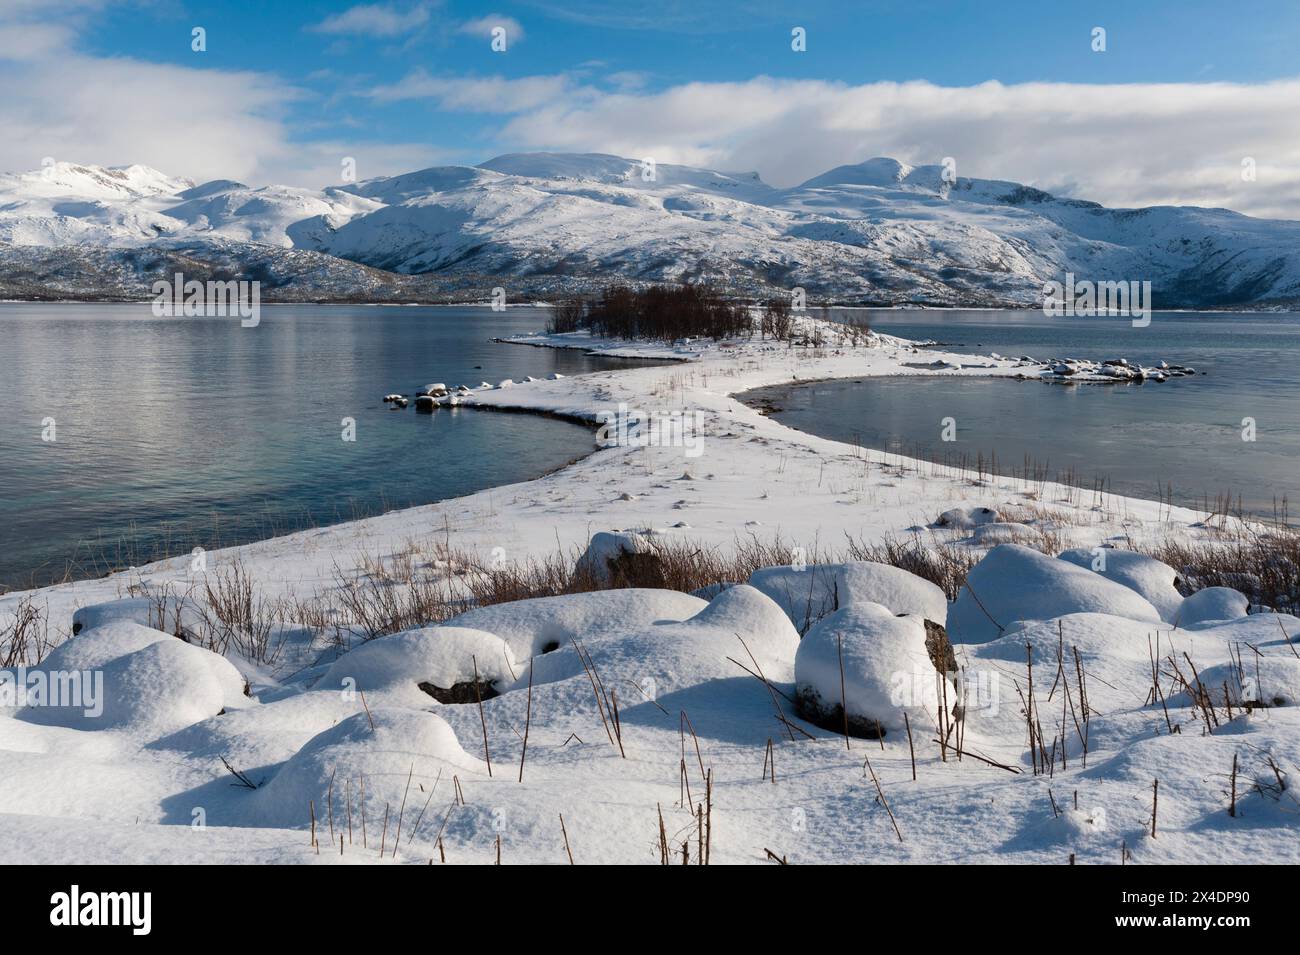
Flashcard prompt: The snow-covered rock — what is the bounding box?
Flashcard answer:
[316,627,517,707]
[949,544,1162,643]
[748,560,947,631]
[1197,658,1300,707]
[1177,587,1250,626]
[446,588,707,659]
[573,531,656,587]
[794,602,937,736]
[1057,547,1184,621]
[970,522,1043,545]
[254,709,484,829]
[72,595,210,641]
[525,584,799,736]
[18,636,246,738]
[935,506,1002,530]
[41,619,178,672]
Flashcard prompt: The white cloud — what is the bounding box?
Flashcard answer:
[0,4,445,189]
[310,2,435,38]
[484,75,1300,219]
[457,14,524,44]
[369,70,573,112]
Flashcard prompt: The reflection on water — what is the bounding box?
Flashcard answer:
[0,304,652,589]
[749,310,1300,522]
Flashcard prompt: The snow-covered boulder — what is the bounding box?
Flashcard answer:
[1196,658,1300,708]
[254,709,484,830]
[795,602,937,737]
[19,637,246,738]
[1057,548,1184,621]
[971,522,1043,545]
[748,561,947,632]
[524,585,800,737]
[41,619,176,672]
[935,505,1001,529]
[949,544,1162,643]
[317,627,517,707]
[1177,587,1249,626]
[447,588,707,659]
[72,596,210,641]
[574,531,657,587]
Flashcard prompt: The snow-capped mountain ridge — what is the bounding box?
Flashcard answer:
[3,154,1300,306]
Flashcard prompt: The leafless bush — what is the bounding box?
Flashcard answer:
[202,559,285,663]
[547,298,586,333]
[838,311,871,346]
[1139,530,1300,614]
[325,549,467,641]
[843,533,983,601]
[0,596,52,667]
[763,297,793,340]
[581,283,750,342]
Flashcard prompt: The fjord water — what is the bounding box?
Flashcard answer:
[754,310,1300,520]
[0,304,648,590]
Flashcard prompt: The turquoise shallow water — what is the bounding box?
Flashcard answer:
[746,310,1300,522]
[0,304,648,590]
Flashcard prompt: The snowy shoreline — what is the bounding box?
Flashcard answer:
[3,316,1296,866]
[4,317,1210,611]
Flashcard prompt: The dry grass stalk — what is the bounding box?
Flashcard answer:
[904,712,916,781]
[736,634,797,742]
[392,764,413,857]
[519,657,534,782]
[862,754,903,843]
[471,654,493,776]
[560,813,574,864]
[1150,778,1159,838]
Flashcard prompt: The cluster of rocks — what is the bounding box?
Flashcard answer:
[1025,356,1198,383]
[382,373,567,410]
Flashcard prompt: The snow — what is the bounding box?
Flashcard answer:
[949,544,1163,643]
[5,152,1300,305]
[41,619,178,672]
[1,315,1298,863]
[252,709,485,829]
[748,560,947,632]
[315,626,517,708]
[447,588,706,659]
[1197,658,1300,707]
[795,602,936,735]
[1058,547,1185,622]
[1177,586,1250,626]
[572,531,654,586]
[72,595,210,640]
[935,505,1002,529]
[18,630,246,738]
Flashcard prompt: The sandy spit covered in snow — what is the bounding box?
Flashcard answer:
[1,316,1296,865]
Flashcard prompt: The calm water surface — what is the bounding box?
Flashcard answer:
[748,310,1300,521]
[0,304,651,589]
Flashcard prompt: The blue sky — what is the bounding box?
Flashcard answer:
[4,1,1300,215]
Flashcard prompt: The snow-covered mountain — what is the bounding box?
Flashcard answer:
[3,154,1300,306]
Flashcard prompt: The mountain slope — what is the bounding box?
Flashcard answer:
[2,155,1299,306]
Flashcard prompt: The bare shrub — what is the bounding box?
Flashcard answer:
[843,533,983,602]
[581,283,750,342]
[763,297,793,340]
[547,298,586,333]
[1139,530,1300,614]
[0,596,52,667]
[202,559,285,663]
